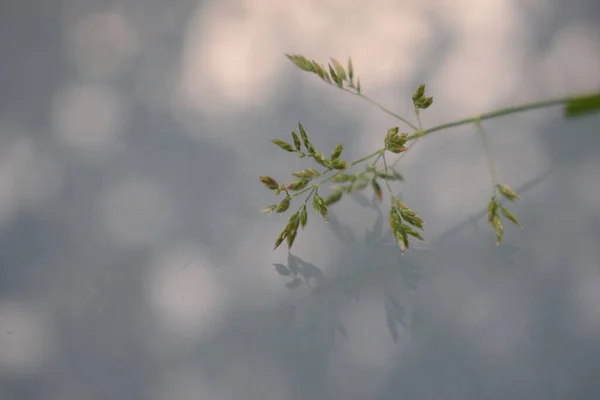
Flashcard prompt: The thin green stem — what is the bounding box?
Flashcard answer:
[303,187,318,205]
[341,87,419,131]
[390,140,415,168]
[390,106,423,168]
[288,92,589,200]
[414,107,423,131]
[408,94,594,140]
[351,148,386,166]
[372,152,383,166]
[474,119,498,189]
[275,72,594,208]
[381,152,395,195]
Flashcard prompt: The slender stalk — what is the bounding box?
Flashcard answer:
[409,94,593,139]
[289,92,594,202]
[351,148,386,167]
[474,119,498,188]
[414,107,423,130]
[381,152,395,195]
[372,151,384,166]
[391,106,423,168]
[341,87,419,131]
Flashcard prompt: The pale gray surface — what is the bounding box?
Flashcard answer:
[1,0,600,399]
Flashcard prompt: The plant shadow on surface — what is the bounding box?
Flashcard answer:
[269,168,552,345]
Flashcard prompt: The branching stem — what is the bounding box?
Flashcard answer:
[290,148,385,199]
[341,87,419,131]
[409,94,595,140]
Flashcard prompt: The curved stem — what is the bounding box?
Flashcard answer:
[409,93,595,140]
[381,152,395,195]
[341,87,419,131]
[474,119,498,189]
[414,107,423,131]
[279,86,596,210]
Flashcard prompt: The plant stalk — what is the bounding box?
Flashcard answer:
[410,94,597,140]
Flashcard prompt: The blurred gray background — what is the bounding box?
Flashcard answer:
[1,0,600,398]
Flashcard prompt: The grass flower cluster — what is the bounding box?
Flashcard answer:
[260,54,600,253]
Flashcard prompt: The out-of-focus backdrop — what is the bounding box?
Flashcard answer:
[1,0,600,398]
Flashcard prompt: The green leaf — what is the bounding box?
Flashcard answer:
[389,208,410,252]
[402,224,424,241]
[398,228,410,250]
[312,194,329,222]
[276,197,291,213]
[313,62,331,83]
[313,63,327,80]
[496,184,520,201]
[298,123,316,154]
[491,215,504,245]
[259,176,279,190]
[328,63,338,80]
[272,139,295,152]
[285,212,300,249]
[396,202,424,230]
[285,54,314,72]
[331,159,348,170]
[487,197,498,222]
[565,93,600,118]
[386,144,407,154]
[371,178,383,203]
[324,191,343,206]
[328,63,343,88]
[313,151,329,167]
[291,131,301,151]
[412,84,426,102]
[330,58,346,81]
[331,143,343,160]
[386,127,399,137]
[260,204,278,214]
[415,96,433,109]
[347,58,354,82]
[299,205,308,229]
[287,179,310,191]
[501,206,522,229]
[319,203,329,222]
[292,168,320,179]
[312,193,321,215]
[286,228,298,249]
[273,230,286,250]
[384,128,408,153]
[332,174,353,183]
